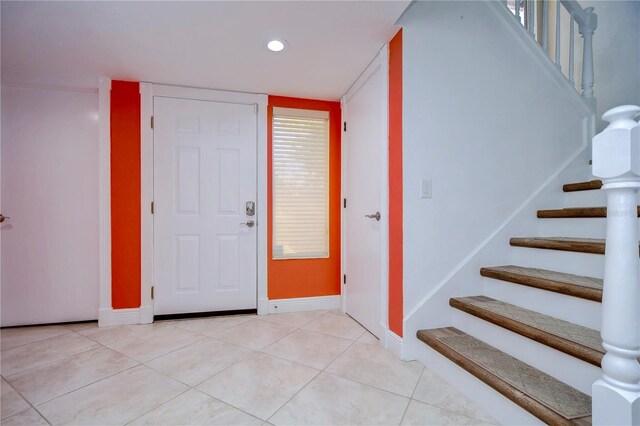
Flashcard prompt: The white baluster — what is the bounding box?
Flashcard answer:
[515,0,521,22]
[569,12,575,83]
[542,0,548,51]
[579,7,597,106]
[555,0,561,68]
[527,0,535,36]
[592,105,640,426]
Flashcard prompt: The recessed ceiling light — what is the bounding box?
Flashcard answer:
[267,39,286,52]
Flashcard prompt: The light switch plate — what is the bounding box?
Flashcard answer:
[421,179,432,198]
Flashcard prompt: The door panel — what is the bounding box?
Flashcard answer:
[344,58,387,338]
[153,96,257,315]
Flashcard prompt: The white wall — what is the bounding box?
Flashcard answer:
[1,80,100,326]
[585,0,640,130]
[398,1,593,358]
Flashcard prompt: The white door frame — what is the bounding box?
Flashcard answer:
[98,77,113,326]
[340,45,390,337]
[98,82,268,326]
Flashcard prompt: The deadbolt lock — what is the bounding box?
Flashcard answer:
[246,201,255,217]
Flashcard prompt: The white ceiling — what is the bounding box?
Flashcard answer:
[1,1,409,100]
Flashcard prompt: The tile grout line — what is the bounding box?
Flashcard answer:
[33,363,142,416]
[6,328,143,423]
[2,341,102,379]
[111,325,263,425]
[195,316,317,418]
[2,373,53,425]
[265,338,358,423]
[121,386,194,426]
[132,312,327,423]
[320,342,424,401]
[409,367,498,424]
[0,328,75,352]
[4,311,399,425]
[191,311,347,422]
[399,364,426,425]
[417,398,499,424]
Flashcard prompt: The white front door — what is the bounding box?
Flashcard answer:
[342,49,388,338]
[153,96,257,315]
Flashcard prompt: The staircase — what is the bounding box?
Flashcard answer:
[417,178,639,425]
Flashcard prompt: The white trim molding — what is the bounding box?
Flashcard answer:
[99,308,145,327]
[256,93,268,315]
[98,77,112,328]
[139,82,154,325]
[268,295,341,314]
[1,70,98,93]
[384,329,404,359]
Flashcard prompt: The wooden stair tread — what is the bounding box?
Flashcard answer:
[563,180,602,192]
[537,206,640,218]
[480,265,602,302]
[417,327,592,425]
[509,237,639,255]
[450,296,603,366]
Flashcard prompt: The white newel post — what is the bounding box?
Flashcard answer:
[592,105,640,425]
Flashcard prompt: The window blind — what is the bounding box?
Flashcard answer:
[272,107,329,259]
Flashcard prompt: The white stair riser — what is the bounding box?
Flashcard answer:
[452,309,602,395]
[562,188,606,208]
[509,246,605,279]
[483,277,602,330]
[536,218,607,239]
[416,343,545,426]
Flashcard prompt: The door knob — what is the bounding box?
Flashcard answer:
[365,211,381,221]
[240,220,255,228]
[0,214,10,223]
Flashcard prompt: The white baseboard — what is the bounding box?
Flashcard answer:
[384,329,404,359]
[257,298,269,316]
[98,308,144,327]
[139,305,153,324]
[98,308,112,327]
[268,295,341,314]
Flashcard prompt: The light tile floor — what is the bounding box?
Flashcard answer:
[0,311,496,425]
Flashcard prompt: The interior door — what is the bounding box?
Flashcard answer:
[1,86,100,326]
[153,96,257,315]
[343,52,387,338]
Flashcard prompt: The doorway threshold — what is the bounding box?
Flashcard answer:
[154,309,257,322]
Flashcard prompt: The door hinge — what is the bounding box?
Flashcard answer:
[151,201,154,214]
[343,274,347,285]
[343,121,347,132]
[151,286,154,300]
[150,116,154,129]
[343,198,347,208]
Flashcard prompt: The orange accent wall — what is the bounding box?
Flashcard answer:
[110,80,141,309]
[267,96,342,300]
[389,29,404,336]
